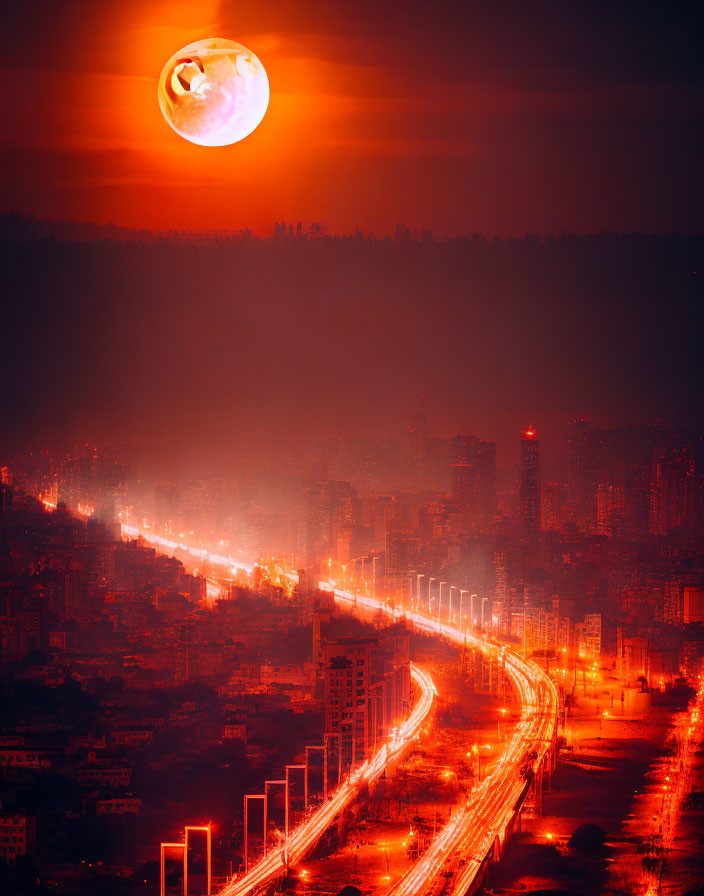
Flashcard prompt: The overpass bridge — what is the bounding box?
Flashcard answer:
[114,520,559,896]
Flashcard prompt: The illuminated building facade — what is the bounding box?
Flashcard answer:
[576,613,601,658]
[323,629,410,769]
[541,482,566,531]
[519,429,541,532]
[568,418,610,527]
[0,815,35,861]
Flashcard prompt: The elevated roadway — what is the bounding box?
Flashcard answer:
[110,519,558,895]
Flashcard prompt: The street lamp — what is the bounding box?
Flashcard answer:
[449,585,458,623]
[470,593,478,631]
[160,842,185,896]
[264,779,286,854]
[284,764,306,863]
[244,796,266,870]
[416,574,425,611]
[184,825,212,896]
[438,582,447,620]
[460,590,468,629]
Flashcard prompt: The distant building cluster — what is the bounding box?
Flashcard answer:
[6,405,704,695]
[0,485,419,876]
[2,406,704,881]
[0,396,703,892]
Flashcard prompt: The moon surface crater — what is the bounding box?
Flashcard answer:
[158,38,269,147]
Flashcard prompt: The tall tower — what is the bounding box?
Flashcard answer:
[519,428,541,531]
[417,395,429,460]
[449,434,497,531]
[567,418,609,526]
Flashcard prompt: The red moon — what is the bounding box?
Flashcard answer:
[158,38,269,147]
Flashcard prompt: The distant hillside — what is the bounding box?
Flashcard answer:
[0,212,254,245]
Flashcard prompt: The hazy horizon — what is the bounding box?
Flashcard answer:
[4,227,702,477]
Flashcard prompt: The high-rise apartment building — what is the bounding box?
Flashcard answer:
[418,394,429,460]
[683,587,704,624]
[323,627,410,770]
[650,442,694,535]
[579,613,602,658]
[324,637,375,770]
[567,419,609,526]
[519,429,541,531]
[596,484,625,536]
[449,434,496,532]
[541,482,566,531]
[663,580,683,625]
[0,815,35,861]
[494,551,507,605]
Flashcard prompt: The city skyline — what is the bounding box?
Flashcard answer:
[3,2,704,895]
[3,416,703,892]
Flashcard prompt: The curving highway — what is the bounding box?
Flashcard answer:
[104,518,558,896]
[219,663,436,896]
[329,586,559,896]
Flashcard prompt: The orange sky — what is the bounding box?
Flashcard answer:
[3,0,702,235]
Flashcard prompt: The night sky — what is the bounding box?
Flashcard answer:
[2,0,703,235]
[2,1,703,469]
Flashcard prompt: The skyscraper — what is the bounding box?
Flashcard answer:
[417,394,429,460]
[567,418,609,526]
[449,434,496,531]
[519,428,541,531]
[541,481,566,531]
[650,441,694,535]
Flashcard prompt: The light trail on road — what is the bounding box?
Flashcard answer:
[118,520,438,896]
[218,664,436,896]
[327,585,559,896]
[639,673,704,896]
[101,515,558,896]
[121,524,254,576]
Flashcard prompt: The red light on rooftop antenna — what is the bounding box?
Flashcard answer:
[523,427,536,439]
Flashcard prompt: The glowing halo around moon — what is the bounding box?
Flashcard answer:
[157,38,269,146]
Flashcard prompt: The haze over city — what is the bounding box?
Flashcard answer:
[2,3,704,896]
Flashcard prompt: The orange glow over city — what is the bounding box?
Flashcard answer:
[3,3,704,895]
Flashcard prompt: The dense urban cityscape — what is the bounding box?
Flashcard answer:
[3,1,704,895]
[2,401,704,895]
